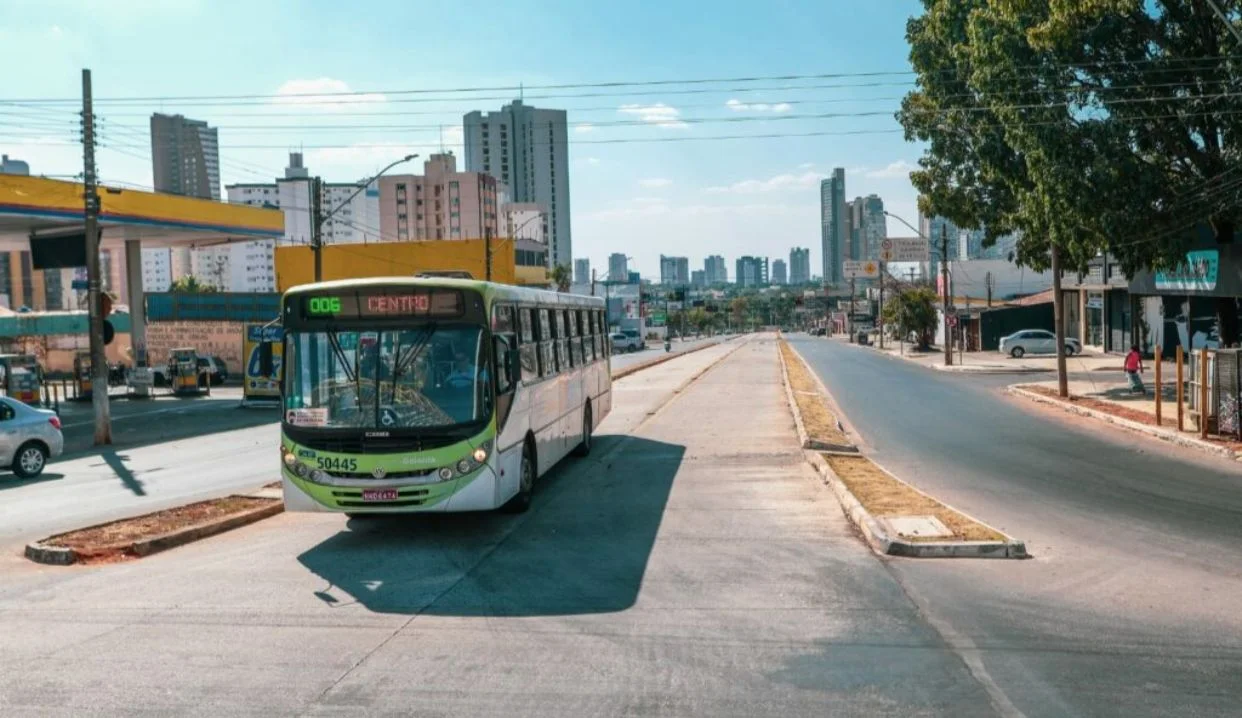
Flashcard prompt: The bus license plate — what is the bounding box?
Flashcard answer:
[361,489,399,502]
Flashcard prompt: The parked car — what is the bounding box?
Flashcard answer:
[611,332,644,353]
[999,329,1081,358]
[0,395,63,478]
[621,329,646,350]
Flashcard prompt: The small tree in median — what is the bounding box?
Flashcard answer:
[883,287,938,351]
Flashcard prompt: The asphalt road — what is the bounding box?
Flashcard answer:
[605,333,731,373]
[1,337,1011,717]
[790,335,1242,717]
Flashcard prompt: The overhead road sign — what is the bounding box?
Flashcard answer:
[879,237,930,263]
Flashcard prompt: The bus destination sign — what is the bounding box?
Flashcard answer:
[303,290,463,319]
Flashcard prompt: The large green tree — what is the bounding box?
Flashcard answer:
[883,287,940,350]
[901,0,1242,343]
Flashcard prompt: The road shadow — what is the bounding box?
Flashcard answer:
[297,436,685,616]
[1094,383,1176,403]
[0,472,65,490]
[99,450,145,496]
[58,401,279,458]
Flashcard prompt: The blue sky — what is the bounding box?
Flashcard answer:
[0,0,927,279]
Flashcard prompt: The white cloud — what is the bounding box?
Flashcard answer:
[703,171,826,195]
[798,162,815,170]
[574,123,596,134]
[638,177,673,188]
[725,99,793,113]
[865,161,917,179]
[586,157,600,165]
[272,78,386,113]
[618,103,688,129]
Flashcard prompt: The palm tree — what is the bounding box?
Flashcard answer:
[549,263,572,293]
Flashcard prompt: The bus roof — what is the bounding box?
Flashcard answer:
[282,277,604,309]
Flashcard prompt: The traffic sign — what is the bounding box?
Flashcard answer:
[879,237,930,262]
[842,260,880,279]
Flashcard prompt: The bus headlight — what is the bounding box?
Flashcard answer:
[456,459,472,474]
[294,462,310,478]
[282,451,297,468]
[438,467,454,481]
[472,447,488,463]
[310,469,328,483]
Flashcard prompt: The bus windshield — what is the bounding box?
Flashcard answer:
[283,324,489,430]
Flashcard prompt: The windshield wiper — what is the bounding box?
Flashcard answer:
[324,330,361,406]
[389,324,436,404]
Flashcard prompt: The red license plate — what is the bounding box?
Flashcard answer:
[361,489,399,502]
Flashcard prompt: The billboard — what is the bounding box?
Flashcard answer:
[242,323,283,403]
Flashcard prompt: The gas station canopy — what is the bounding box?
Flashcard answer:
[0,174,283,250]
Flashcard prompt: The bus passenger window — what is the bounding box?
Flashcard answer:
[519,308,538,382]
[555,311,569,370]
[538,308,556,377]
[492,304,514,333]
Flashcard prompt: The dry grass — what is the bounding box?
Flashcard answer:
[46,496,276,552]
[779,341,850,446]
[824,454,1005,542]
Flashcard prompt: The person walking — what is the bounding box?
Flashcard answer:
[1125,344,1145,395]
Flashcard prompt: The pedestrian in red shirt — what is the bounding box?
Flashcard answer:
[1125,345,1145,394]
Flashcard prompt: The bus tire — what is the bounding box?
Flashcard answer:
[572,402,592,457]
[502,442,535,513]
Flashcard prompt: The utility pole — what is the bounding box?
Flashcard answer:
[849,276,856,342]
[878,261,886,349]
[310,176,324,282]
[941,223,952,366]
[1051,244,1068,397]
[985,271,994,307]
[907,267,917,284]
[81,68,110,445]
[485,228,493,281]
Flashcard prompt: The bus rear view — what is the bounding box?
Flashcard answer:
[279,280,500,514]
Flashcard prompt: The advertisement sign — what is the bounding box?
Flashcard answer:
[242,323,283,403]
[842,260,880,279]
[879,237,930,262]
[1155,249,1219,292]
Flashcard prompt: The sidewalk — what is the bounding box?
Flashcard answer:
[1010,376,1242,460]
[831,334,1121,374]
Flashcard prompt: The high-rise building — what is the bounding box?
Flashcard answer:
[380,153,499,242]
[150,113,220,200]
[691,269,706,288]
[820,168,847,284]
[608,253,629,282]
[736,256,769,288]
[772,259,788,285]
[574,258,590,285]
[789,247,811,284]
[847,195,886,261]
[464,100,571,268]
[980,232,1020,261]
[704,255,728,285]
[1,154,30,175]
[223,153,381,292]
[659,255,690,285]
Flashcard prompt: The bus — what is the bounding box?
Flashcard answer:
[278,277,611,514]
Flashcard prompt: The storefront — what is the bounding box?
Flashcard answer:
[1128,226,1242,356]
[1063,254,1131,352]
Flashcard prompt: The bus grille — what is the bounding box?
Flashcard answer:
[328,468,437,481]
[331,488,431,508]
[297,434,460,454]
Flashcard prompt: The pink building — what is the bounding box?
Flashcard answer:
[379,153,498,241]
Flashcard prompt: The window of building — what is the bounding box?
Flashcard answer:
[449,181,459,190]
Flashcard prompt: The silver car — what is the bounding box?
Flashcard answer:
[0,396,64,478]
[999,329,1082,358]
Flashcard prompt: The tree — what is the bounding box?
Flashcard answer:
[883,287,939,351]
[689,307,711,335]
[729,297,749,328]
[168,275,217,293]
[549,264,571,293]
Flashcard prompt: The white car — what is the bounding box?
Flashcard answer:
[0,396,64,478]
[610,332,644,353]
[999,329,1082,358]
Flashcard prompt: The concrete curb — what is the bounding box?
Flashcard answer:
[775,339,857,453]
[24,498,284,566]
[804,451,1026,559]
[1007,384,1242,462]
[610,337,732,381]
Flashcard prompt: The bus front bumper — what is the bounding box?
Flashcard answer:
[281,463,501,513]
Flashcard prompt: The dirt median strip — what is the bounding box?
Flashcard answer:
[824,454,1004,543]
[26,495,283,566]
[778,339,853,449]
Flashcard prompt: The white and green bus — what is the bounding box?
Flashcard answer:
[279,277,611,514]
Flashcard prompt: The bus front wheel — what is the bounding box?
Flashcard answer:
[502,444,535,513]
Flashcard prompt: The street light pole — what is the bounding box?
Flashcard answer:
[312,153,417,282]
